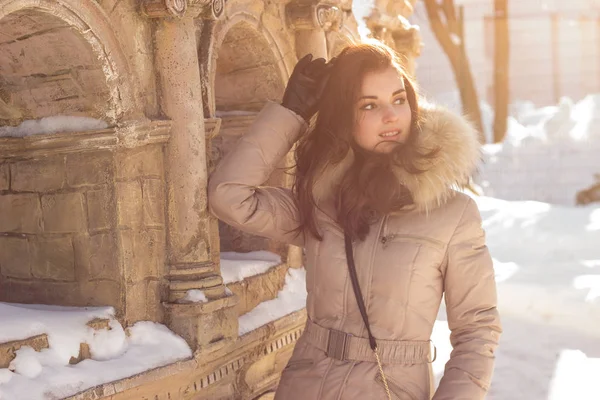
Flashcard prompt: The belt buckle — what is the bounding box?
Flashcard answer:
[326,329,350,361]
[428,340,437,363]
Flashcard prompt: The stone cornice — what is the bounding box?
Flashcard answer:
[286,2,344,31]
[0,120,172,160]
[141,0,224,20]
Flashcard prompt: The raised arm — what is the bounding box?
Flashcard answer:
[208,54,335,247]
[434,198,502,399]
[208,102,306,246]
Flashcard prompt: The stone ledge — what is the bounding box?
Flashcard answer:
[0,120,171,160]
[227,263,289,316]
[163,292,238,316]
[63,309,307,400]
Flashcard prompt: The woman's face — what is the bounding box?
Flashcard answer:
[352,66,413,154]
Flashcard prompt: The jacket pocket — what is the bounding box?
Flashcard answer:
[375,372,420,400]
[380,234,445,251]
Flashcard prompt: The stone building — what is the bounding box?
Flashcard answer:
[0,0,419,398]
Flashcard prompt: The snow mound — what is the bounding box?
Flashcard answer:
[0,303,191,400]
[477,94,600,206]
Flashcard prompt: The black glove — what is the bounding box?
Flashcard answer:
[281,54,336,122]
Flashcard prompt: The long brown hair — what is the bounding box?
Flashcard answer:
[292,42,437,241]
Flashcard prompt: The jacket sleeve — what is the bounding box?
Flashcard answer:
[433,198,502,400]
[207,102,305,247]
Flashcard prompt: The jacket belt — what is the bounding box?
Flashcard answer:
[303,319,435,365]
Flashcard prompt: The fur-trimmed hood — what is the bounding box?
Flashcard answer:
[312,102,481,212]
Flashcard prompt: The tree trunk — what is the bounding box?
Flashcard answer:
[423,0,486,143]
[493,0,509,143]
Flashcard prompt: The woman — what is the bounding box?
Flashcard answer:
[208,42,501,400]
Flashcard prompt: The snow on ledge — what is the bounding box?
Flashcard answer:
[220,251,283,284]
[0,303,114,344]
[0,116,109,138]
[238,267,307,336]
[181,289,208,303]
[0,303,191,400]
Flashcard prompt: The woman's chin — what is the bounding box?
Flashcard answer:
[372,141,401,154]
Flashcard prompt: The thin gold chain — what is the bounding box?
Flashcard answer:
[375,347,392,400]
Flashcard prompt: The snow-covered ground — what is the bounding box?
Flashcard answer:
[478,94,600,206]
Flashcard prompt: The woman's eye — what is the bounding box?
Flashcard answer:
[360,103,376,110]
[394,97,407,105]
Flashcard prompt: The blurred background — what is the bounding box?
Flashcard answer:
[356,1,600,398]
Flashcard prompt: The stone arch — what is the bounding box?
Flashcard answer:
[204,12,296,117]
[0,0,138,125]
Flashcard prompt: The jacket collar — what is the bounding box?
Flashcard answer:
[312,102,481,212]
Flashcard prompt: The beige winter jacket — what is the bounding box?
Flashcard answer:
[208,102,501,400]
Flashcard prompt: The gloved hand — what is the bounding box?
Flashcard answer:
[281,54,336,122]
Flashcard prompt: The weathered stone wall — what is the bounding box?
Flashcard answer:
[0,151,121,308]
[0,141,168,324]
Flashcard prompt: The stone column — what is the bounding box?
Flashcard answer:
[286,1,344,60]
[284,1,344,269]
[143,0,237,351]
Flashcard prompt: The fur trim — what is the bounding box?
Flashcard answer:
[312,103,481,212]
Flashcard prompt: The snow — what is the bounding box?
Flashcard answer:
[0,303,114,344]
[0,305,191,400]
[220,250,282,284]
[238,268,307,336]
[0,116,109,138]
[181,289,208,303]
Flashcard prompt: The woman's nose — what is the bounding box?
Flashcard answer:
[382,104,399,123]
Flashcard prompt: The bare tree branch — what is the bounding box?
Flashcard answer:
[423,0,485,142]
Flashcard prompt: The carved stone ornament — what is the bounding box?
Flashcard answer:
[366,12,421,55]
[189,0,225,20]
[142,0,224,19]
[286,2,343,31]
[142,0,187,18]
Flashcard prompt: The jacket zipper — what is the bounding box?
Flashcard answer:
[379,215,444,250]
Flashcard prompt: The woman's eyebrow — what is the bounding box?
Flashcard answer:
[358,88,406,101]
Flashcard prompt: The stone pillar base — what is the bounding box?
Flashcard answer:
[164,294,239,350]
